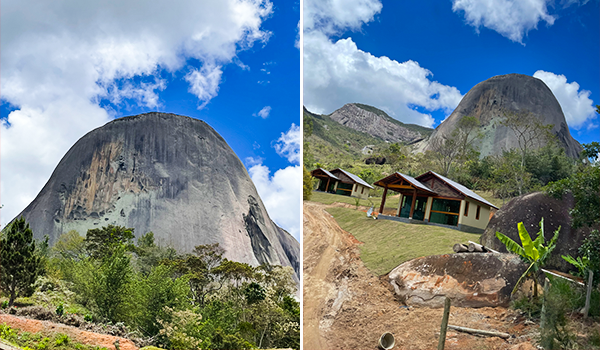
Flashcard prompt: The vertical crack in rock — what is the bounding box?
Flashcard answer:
[244,195,275,266]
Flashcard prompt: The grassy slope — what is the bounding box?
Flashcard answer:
[326,206,481,276]
[304,108,388,161]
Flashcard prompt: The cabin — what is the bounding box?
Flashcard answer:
[373,171,498,233]
[311,168,373,199]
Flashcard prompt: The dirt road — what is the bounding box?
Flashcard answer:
[302,201,536,350]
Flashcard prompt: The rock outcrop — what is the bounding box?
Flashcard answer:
[417,74,583,158]
[329,103,431,143]
[388,253,527,308]
[480,191,591,273]
[13,113,299,278]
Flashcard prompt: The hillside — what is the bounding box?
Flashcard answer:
[329,103,433,144]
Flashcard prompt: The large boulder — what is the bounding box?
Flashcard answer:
[480,191,591,273]
[416,74,583,159]
[11,113,299,279]
[388,253,527,308]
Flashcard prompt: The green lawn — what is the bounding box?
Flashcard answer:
[325,207,482,276]
[309,191,400,209]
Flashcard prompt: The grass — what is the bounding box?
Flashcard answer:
[325,206,482,276]
[473,190,506,209]
[310,191,400,209]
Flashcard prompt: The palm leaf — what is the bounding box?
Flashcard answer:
[495,231,525,257]
[518,222,539,261]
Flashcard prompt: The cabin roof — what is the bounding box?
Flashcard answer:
[417,171,499,210]
[330,168,374,189]
[311,168,340,181]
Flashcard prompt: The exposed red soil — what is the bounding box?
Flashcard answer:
[0,314,137,350]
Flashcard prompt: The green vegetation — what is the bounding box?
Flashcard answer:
[0,217,46,307]
[0,221,299,350]
[325,207,480,275]
[303,165,313,200]
[0,323,108,350]
[495,219,560,297]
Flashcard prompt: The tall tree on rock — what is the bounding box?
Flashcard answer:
[501,110,553,195]
[0,217,45,307]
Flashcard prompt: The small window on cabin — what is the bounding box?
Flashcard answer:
[361,187,364,194]
[476,205,481,220]
[464,202,469,216]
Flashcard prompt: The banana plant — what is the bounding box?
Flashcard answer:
[561,255,589,277]
[495,218,561,298]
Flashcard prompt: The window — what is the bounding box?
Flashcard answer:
[429,198,461,226]
[476,205,481,220]
[361,187,364,194]
[464,202,469,216]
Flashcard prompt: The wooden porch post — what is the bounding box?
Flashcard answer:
[326,178,330,192]
[379,185,388,214]
[409,188,417,219]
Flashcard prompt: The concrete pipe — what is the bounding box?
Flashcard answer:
[379,332,395,349]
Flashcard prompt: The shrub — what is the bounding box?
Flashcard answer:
[55,333,70,346]
[56,303,64,317]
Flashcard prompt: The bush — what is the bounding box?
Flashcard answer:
[56,304,64,317]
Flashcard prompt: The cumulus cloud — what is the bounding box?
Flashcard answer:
[0,0,273,226]
[451,0,555,44]
[304,0,382,34]
[246,123,302,240]
[533,70,597,129]
[248,164,301,240]
[254,106,272,119]
[185,64,224,109]
[273,124,301,164]
[303,0,462,127]
[303,34,463,127]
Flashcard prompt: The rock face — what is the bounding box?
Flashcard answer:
[329,103,430,143]
[480,191,591,273]
[418,74,582,158]
[388,253,528,308]
[14,113,299,278]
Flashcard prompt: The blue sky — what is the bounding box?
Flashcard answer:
[303,0,599,145]
[1,0,301,239]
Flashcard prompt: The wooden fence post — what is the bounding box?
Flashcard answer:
[438,297,451,350]
[584,270,593,318]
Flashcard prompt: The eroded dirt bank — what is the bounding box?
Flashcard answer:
[0,314,137,350]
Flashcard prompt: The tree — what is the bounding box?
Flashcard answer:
[133,232,177,276]
[84,225,135,260]
[501,110,553,195]
[545,165,600,229]
[303,166,313,200]
[0,217,45,307]
[495,218,560,298]
[430,116,482,176]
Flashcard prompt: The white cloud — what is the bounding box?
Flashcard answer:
[0,0,273,226]
[185,64,224,109]
[533,70,596,129]
[246,123,301,240]
[304,0,382,34]
[303,34,463,127]
[254,106,272,119]
[273,124,301,164]
[451,0,555,44]
[248,163,301,241]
